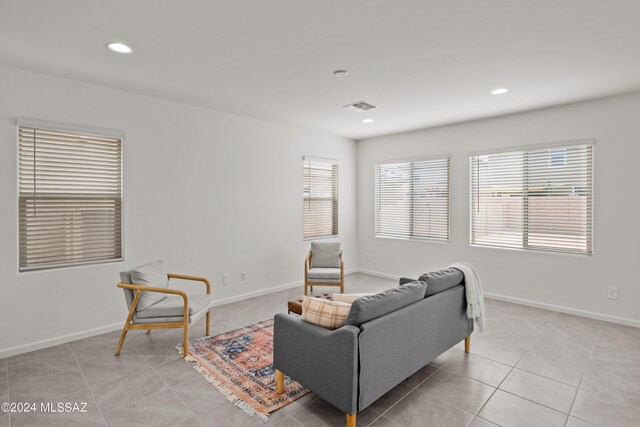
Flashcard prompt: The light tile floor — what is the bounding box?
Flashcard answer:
[2,273,640,426]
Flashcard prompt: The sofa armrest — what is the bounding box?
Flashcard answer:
[399,277,417,285]
[273,313,359,414]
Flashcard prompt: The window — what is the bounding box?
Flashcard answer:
[18,120,123,271]
[375,157,450,241]
[470,141,593,255]
[303,157,338,239]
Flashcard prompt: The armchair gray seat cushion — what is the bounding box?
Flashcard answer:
[136,294,213,319]
[307,267,341,282]
[132,303,212,325]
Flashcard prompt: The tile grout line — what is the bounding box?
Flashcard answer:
[367,380,420,421]
[285,414,305,426]
[472,310,559,424]
[134,344,204,426]
[68,344,110,427]
[564,320,603,426]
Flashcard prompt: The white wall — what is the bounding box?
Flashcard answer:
[0,65,357,356]
[358,92,640,324]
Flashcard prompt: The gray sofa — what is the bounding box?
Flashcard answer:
[273,268,472,427]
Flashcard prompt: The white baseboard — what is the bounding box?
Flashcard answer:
[484,292,640,328]
[0,269,361,359]
[212,268,358,306]
[358,268,640,329]
[211,280,302,307]
[0,322,123,359]
[356,268,401,281]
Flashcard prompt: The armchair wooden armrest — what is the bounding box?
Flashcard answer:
[167,273,211,294]
[305,251,312,272]
[117,282,189,299]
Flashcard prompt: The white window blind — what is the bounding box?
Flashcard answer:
[18,124,123,271]
[375,157,450,241]
[470,142,593,255]
[303,157,338,239]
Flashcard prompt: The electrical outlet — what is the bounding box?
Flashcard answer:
[223,274,231,285]
[607,286,618,300]
[241,271,247,281]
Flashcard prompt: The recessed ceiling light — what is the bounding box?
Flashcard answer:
[107,42,133,54]
[363,119,374,123]
[491,88,509,95]
[333,69,349,78]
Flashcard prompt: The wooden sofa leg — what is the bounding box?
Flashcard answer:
[276,369,284,394]
[465,336,471,353]
[146,329,151,334]
[346,413,356,427]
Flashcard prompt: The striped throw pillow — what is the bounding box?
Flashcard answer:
[301,296,351,330]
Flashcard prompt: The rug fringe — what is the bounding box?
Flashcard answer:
[176,344,269,422]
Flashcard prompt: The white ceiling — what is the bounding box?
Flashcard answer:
[2,0,640,140]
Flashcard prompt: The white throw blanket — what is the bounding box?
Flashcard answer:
[448,262,486,333]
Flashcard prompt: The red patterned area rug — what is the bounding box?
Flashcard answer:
[177,318,308,420]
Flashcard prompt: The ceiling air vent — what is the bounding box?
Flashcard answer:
[343,100,377,112]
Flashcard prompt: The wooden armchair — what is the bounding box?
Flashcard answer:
[304,241,344,296]
[115,262,212,358]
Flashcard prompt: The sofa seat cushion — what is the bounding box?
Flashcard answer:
[129,260,170,311]
[308,267,341,281]
[346,282,427,327]
[136,293,213,319]
[310,242,342,268]
[418,268,464,297]
[301,296,351,330]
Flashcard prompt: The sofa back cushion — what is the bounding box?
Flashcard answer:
[310,241,342,268]
[346,282,427,327]
[418,268,464,298]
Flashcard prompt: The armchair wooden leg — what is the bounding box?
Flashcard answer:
[114,325,129,356]
[346,413,356,427]
[465,336,471,353]
[304,284,308,296]
[183,320,189,358]
[206,310,211,336]
[276,369,284,394]
[115,290,141,356]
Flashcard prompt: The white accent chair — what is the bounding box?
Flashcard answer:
[115,260,213,358]
[304,242,344,296]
